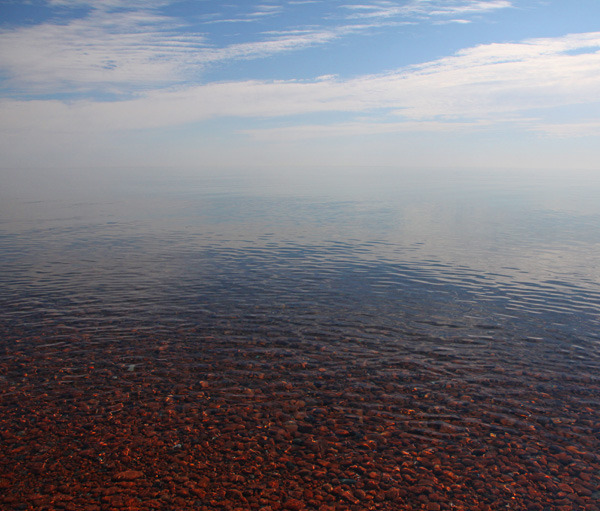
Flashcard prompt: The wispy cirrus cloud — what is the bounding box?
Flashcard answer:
[208,3,285,23]
[0,1,386,96]
[3,31,599,138]
[428,0,513,16]
[0,1,518,105]
[250,4,284,17]
[342,0,512,20]
[0,0,517,99]
[0,8,207,95]
[196,23,378,67]
[1,1,416,98]
[433,19,472,25]
[46,0,171,8]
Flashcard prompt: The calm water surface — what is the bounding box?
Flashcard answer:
[1,167,599,508]
[2,167,599,347]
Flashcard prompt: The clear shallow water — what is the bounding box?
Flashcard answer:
[1,167,599,509]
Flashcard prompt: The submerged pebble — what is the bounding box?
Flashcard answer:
[0,327,599,510]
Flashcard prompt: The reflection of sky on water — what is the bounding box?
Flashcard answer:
[1,167,599,350]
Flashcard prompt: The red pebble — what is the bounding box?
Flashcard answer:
[284,499,305,510]
[113,470,144,481]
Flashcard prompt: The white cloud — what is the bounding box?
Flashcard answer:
[342,0,512,20]
[0,0,518,98]
[196,23,376,66]
[2,31,599,141]
[0,9,207,93]
[342,2,412,20]
[428,0,512,16]
[384,32,600,119]
[47,0,171,8]
[433,19,472,25]
[209,3,285,23]
[0,2,376,95]
[249,4,284,17]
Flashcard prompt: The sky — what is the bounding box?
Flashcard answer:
[1,0,600,171]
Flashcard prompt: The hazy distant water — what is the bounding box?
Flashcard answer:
[1,166,599,368]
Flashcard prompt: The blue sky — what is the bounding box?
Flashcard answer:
[1,0,599,170]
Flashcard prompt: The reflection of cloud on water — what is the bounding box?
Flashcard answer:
[1,167,598,346]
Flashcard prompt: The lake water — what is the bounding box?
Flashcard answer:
[1,167,599,510]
